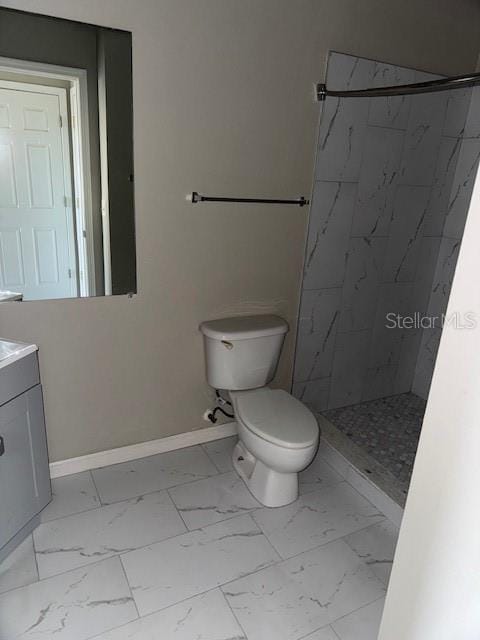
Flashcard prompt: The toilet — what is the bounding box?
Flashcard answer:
[199,314,319,507]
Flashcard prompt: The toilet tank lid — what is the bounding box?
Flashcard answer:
[199,315,288,340]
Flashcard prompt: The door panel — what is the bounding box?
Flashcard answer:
[23,107,49,132]
[33,227,59,283]
[0,143,17,207]
[0,229,24,287]
[26,143,54,208]
[0,104,10,128]
[0,86,75,299]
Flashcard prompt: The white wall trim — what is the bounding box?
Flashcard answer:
[49,422,238,478]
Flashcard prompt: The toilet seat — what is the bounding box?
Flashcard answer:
[230,388,318,450]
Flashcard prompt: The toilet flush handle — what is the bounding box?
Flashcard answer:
[221,340,234,350]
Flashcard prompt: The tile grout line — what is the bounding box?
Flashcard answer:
[84,584,250,640]
[252,514,391,565]
[341,529,395,587]
[40,502,104,525]
[165,486,191,532]
[117,553,141,621]
[328,594,387,634]
[88,468,103,507]
[34,486,179,528]
[218,586,250,640]
[37,469,103,525]
[0,555,141,599]
[297,624,341,640]
[217,514,388,586]
[30,533,41,588]
[17,511,277,593]
[92,466,224,508]
[219,547,386,640]
[330,626,343,640]
[200,441,230,474]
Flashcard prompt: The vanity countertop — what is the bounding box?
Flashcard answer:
[0,339,38,370]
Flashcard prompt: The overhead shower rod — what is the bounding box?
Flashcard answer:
[316,72,480,101]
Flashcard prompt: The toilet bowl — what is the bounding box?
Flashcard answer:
[199,314,320,508]
[230,388,319,507]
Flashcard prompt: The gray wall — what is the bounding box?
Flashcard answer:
[293,52,477,411]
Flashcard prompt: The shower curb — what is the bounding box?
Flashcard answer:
[317,414,405,527]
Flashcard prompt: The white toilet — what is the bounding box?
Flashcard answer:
[199,314,319,507]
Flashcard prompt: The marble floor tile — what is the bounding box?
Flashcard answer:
[96,589,246,640]
[40,471,100,522]
[34,491,186,579]
[169,471,260,530]
[121,513,279,616]
[0,535,38,595]
[252,482,384,559]
[0,557,137,640]
[222,539,385,640]
[202,436,237,473]
[331,597,385,640]
[91,446,218,504]
[344,520,399,585]
[298,454,344,495]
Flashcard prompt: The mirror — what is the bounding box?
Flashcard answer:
[0,8,135,301]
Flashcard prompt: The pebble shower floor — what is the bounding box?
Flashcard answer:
[323,392,426,488]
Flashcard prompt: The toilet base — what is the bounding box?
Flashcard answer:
[232,441,298,508]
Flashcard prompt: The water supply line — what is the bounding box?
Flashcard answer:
[204,389,234,424]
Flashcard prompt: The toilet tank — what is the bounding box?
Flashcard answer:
[199,315,289,390]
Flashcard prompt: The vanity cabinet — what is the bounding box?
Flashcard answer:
[0,350,51,562]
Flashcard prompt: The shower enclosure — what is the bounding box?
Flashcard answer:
[293,52,480,499]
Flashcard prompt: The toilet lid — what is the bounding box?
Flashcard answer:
[231,388,318,450]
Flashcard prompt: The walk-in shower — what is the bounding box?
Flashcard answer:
[293,52,480,502]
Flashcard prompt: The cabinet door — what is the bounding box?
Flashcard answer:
[0,385,51,547]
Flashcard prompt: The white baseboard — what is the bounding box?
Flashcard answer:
[49,422,238,479]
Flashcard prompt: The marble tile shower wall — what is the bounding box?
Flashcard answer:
[293,52,479,411]
[412,86,480,398]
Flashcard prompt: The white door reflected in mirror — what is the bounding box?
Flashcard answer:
[0,8,135,302]
[0,82,77,300]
